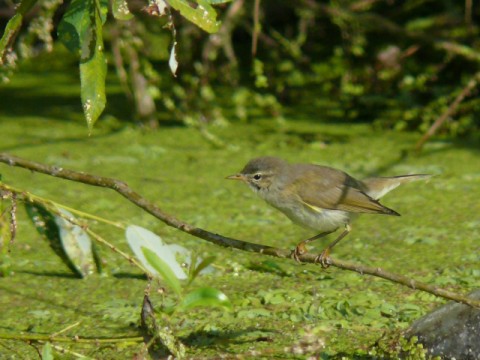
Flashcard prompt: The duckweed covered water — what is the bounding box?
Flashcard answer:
[0,71,479,359]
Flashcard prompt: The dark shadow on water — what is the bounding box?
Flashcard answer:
[327,352,377,359]
[283,128,351,145]
[15,269,147,280]
[112,272,147,280]
[0,283,92,315]
[0,87,187,153]
[246,260,292,277]
[16,270,80,279]
[182,327,279,349]
[0,125,129,152]
[364,148,410,177]
[365,137,480,177]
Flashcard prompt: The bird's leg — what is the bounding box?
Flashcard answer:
[291,229,337,262]
[315,223,351,268]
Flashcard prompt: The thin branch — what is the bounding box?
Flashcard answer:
[465,0,473,26]
[1,153,479,308]
[251,0,260,56]
[415,70,480,151]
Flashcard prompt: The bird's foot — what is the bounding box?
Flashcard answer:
[314,248,331,269]
[291,242,308,262]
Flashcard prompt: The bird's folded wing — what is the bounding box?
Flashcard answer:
[295,175,399,215]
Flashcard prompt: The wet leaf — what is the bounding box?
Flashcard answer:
[179,287,232,311]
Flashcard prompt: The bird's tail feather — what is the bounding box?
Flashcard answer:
[362,174,432,200]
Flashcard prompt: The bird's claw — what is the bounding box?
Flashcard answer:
[314,248,331,269]
[291,242,308,262]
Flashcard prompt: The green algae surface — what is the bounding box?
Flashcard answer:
[0,73,479,359]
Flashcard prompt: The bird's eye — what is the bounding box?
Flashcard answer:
[253,173,262,180]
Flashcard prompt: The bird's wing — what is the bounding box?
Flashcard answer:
[291,166,400,216]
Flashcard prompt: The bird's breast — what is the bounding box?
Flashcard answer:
[258,188,350,232]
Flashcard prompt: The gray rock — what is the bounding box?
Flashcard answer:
[405,290,480,359]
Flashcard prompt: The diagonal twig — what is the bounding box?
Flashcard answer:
[0,152,479,308]
[415,71,480,152]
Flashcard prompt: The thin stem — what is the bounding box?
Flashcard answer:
[0,332,143,343]
[49,343,94,359]
[50,322,81,338]
[1,153,479,308]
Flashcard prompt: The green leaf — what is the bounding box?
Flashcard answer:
[57,0,92,54]
[80,42,106,131]
[0,0,38,63]
[58,0,108,54]
[188,255,216,285]
[41,342,54,360]
[58,0,107,130]
[25,203,94,278]
[112,0,134,20]
[142,247,182,297]
[179,287,232,311]
[167,0,220,33]
[81,1,107,131]
[0,14,22,63]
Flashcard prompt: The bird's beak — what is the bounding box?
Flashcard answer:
[226,173,246,182]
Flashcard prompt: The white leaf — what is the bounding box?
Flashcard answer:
[169,41,178,76]
[126,225,187,279]
[54,208,95,277]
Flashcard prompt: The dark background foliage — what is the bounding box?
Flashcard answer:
[1,0,480,137]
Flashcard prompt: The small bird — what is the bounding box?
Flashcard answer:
[227,156,430,267]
